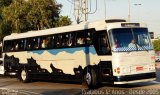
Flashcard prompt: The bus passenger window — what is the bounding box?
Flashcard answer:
[4,41,13,52]
[56,35,62,47]
[46,36,53,48]
[13,40,21,51]
[9,42,14,51]
[51,36,56,48]
[19,40,24,50]
[77,38,85,45]
[10,43,14,51]
[41,38,48,48]
[15,43,19,50]
[76,30,93,46]
[27,39,34,50]
[76,31,85,45]
[93,31,111,55]
[67,33,74,46]
[101,36,108,53]
[24,39,27,50]
[62,34,68,47]
[33,38,40,49]
[86,32,92,45]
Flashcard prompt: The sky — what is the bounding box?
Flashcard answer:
[57,0,160,38]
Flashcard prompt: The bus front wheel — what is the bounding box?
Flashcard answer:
[20,69,30,83]
[83,68,97,88]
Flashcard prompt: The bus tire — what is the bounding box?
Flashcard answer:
[83,68,97,88]
[20,69,30,83]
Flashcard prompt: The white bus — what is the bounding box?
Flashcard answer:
[1,19,156,88]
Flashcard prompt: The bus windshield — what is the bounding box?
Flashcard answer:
[109,28,153,52]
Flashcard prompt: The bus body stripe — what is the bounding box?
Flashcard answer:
[31,46,97,55]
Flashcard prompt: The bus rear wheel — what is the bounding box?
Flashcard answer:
[83,68,97,88]
[20,69,30,83]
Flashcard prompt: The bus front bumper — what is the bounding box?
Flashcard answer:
[113,72,156,84]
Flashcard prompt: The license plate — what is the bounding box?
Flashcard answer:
[136,66,143,71]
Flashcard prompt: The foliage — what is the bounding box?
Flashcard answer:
[0,21,12,41]
[26,0,62,30]
[152,39,160,52]
[0,0,72,42]
[56,16,72,27]
[2,0,30,33]
[0,0,13,41]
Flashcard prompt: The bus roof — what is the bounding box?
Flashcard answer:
[4,19,109,40]
[3,19,147,41]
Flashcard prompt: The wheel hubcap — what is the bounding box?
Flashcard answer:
[21,70,26,81]
[85,72,91,85]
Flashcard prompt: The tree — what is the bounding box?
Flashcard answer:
[0,0,13,24]
[2,0,34,33]
[0,0,13,41]
[56,16,72,27]
[26,0,62,30]
[0,0,12,7]
[0,0,72,42]
[0,21,12,41]
[152,39,160,52]
[2,0,63,32]
[0,0,12,18]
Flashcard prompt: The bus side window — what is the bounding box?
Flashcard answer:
[54,36,58,48]
[56,35,62,48]
[14,40,19,51]
[46,36,53,49]
[3,41,9,52]
[51,36,56,48]
[10,41,14,51]
[33,38,40,49]
[14,39,25,51]
[4,41,9,52]
[93,31,111,55]
[26,38,33,50]
[41,37,47,49]
[62,34,68,47]
[100,35,109,53]
[19,39,24,50]
[68,33,74,46]
[24,39,27,50]
[76,31,85,45]
[86,30,92,45]
[61,33,74,47]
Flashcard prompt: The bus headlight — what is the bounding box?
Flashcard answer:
[149,64,155,71]
[122,67,131,74]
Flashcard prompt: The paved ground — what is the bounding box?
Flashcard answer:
[0,78,82,95]
[0,63,159,95]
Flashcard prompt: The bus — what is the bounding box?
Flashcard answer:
[1,19,156,88]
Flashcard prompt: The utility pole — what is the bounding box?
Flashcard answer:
[82,0,88,22]
[74,0,97,23]
[134,4,142,21]
[128,0,131,22]
[74,0,81,24]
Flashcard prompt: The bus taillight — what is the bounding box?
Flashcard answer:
[117,67,120,74]
[114,67,121,74]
